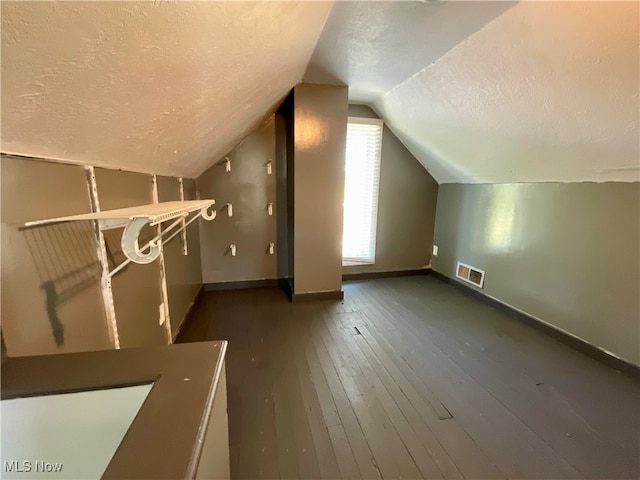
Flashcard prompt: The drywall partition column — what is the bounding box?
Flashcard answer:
[0,156,111,356]
[293,84,348,298]
[94,169,166,348]
[432,182,640,366]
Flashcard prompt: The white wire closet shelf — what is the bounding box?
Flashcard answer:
[24,200,215,230]
[23,200,217,269]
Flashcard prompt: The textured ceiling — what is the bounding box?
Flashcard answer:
[1,1,332,178]
[304,1,514,104]
[2,1,638,183]
[309,1,640,183]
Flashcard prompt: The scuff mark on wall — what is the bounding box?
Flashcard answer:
[158,303,166,326]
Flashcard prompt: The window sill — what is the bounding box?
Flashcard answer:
[342,260,375,267]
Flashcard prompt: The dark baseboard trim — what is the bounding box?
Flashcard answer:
[204,279,279,291]
[292,290,344,302]
[172,285,204,343]
[343,268,431,282]
[431,271,640,380]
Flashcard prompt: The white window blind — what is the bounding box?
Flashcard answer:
[342,117,383,263]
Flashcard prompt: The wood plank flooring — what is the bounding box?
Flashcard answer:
[178,276,640,480]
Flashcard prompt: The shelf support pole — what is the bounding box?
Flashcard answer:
[152,175,173,345]
[178,178,188,256]
[85,166,120,350]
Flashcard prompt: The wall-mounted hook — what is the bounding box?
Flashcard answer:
[225,156,231,173]
[201,204,217,220]
[230,244,237,257]
[226,203,233,217]
[267,202,273,216]
[266,159,273,175]
[268,242,275,255]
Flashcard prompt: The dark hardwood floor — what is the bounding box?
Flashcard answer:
[178,276,640,480]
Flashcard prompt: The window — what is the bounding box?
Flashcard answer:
[342,117,383,264]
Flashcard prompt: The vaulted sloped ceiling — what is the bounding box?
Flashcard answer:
[1,1,332,178]
[306,1,640,184]
[304,1,514,104]
[3,1,638,184]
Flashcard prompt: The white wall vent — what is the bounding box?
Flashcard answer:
[456,262,485,288]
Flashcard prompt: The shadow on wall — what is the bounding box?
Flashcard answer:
[18,221,156,346]
[20,221,99,346]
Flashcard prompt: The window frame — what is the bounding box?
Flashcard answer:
[342,116,384,266]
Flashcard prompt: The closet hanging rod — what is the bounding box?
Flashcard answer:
[108,209,206,277]
[23,200,217,268]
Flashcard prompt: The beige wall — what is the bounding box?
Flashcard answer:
[293,84,348,294]
[432,182,640,366]
[197,117,278,284]
[1,157,111,356]
[1,156,204,356]
[344,105,439,275]
[157,176,202,337]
